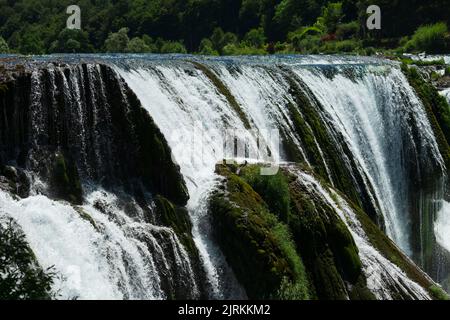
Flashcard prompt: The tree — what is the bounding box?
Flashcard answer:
[104,28,130,53]
[317,2,344,34]
[160,41,187,54]
[49,29,93,54]
[198,39,219,55]
[243,28,267,48]
[19,32,44,55]
[0,37,9,53]
[127,37,153,53]
[210,27,238,54]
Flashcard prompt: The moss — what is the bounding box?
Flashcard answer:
[281,168,365,299]
[0,217,55,300]
[281,70,368,215]
[154,195,198,259]
[74,207,98,231]
[210,164,310,299]
[346,195,439,298]
[240,165,291,223]
[429,285,450,300]
[402,64,450,170]
[190,61,252,129]
[99,65,189,206]
[51,152,83,205]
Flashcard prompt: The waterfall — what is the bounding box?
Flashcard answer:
[1,55,449,299]
[289,167,432,300]
[291,65,445,255]
[0,62,199,300]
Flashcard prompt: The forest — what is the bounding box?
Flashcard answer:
[1,0,450,55]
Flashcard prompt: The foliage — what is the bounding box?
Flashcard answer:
[0,36,9,53]
[241,166,291,223]
[198,39,219,55]
[316,2,344,34]
[405,23,449,53]
[210,164,310,299]
[50,29,93,53]
[160,41,187,54]
[336,21,359,40]
[243,28,267,48]
[0,218,55,300]
[127,37,153,53]
[104,27,130,53]
[0,1,449,55]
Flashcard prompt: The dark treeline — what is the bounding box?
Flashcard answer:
[0,0,450,55]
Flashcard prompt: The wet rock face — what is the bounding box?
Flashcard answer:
[0,63,188,205]
[0,165,30,198]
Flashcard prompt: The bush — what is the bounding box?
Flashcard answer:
[336,21,359,40]
[160,41,187,54]
[288,26,323,51]
[243,28,267,48]
[126,37,152,53]
[49,29,93,54]
[320,39,361,53]
[0,36,9,53]
[104,28,130,53]
[210,27,238,54]
[406,23,448,53]
[222,43,266,55]
[0,217,55,300]
[198,39,219,55]
[316,2,344,34]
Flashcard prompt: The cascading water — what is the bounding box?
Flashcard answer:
[291,65,446,255]
[0,61,200,300]
[1,54,449,299]
[289,167,432,300]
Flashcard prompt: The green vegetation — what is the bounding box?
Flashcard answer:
[0,36,9,53]
[191,61,251,129]
[210,163,378,300]
[429,285,450,300]
[154,195,198,259]
[402,64,450,169]
[51,152,83,205]
[0,218,55,300]
[209,164,309,299]
[241,166,291,223]
[1,1,450,55]
[404,23,449,54]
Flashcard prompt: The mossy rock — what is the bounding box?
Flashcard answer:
[51,152,83,205]
[210,164,310,300]
[190,61,252,129]
[402,64,450,170]
[154,195,198,259]
[280,168,365,300]
[345,193,445,300]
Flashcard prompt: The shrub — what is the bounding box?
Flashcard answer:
[198,39,219,55]
[49,29,94,54]
[127,37,153,53]
[104,27,130,53]
[0,218,55,300]
[288,26,323,51]
[0,36,9,53]
[316,2,344,34]
[406,23,448,53]
[336,21,359,40]
[243,28,267,48]
[160,41,187,54]
[222,43,266,55]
